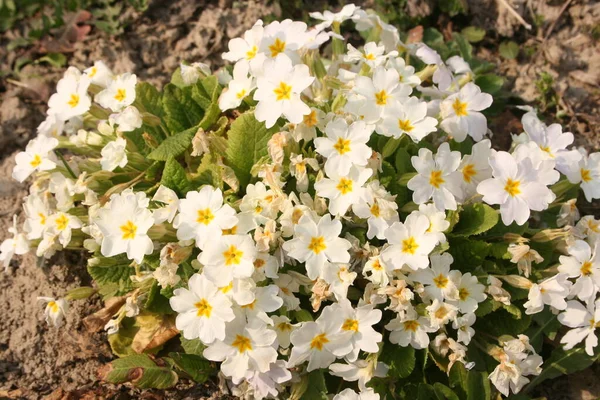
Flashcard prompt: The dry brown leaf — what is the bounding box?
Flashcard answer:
[131,313,179,354]
[82,295,126,333]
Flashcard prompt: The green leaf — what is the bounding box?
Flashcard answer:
[162,84,204,134]
[101,354,178,389]
[87,262,134,298]
[381,137,401,159]
[136,82,163,117]
[499,41,520,60]
[148,126,197,161]
[380,343,415,379]
[36,52,66,68]
[475,74,504,95]
[418,383,436,400]
[451,203,499,236]
[169,352,215,383]
[180,337,206,356]
[474,308,531,338]
[466,370,491,400]
[108,317,138,357]
[300,370,328,400]
[395,147,413,175]
[447,238,491,271]
[453,33,473,62]
[160,157,190,195]
[224,112,279,190]
[433,383,460,400]
[449,362,468,399]
[461,27,486,43]
[191,75,221,109]
[145,280,174,314]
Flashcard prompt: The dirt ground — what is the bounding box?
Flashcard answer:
[0,0,599,399]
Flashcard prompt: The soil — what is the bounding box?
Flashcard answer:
[0,0,599,399]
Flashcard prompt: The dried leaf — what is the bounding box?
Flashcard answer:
[131,313,178,353]
[83,295,126,333]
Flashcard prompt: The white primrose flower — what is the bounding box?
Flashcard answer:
[407,142,463,211]
[565,151,600,202]
[238,284,284,325]
[453,313,476,345]
[173,186,238,249]
[345,42,387,68]
[223,20,265,72]
[37,297,69,327]
[387,57,420,87]
[0,216,30,270]
[352,182,399,240]
[410,253,459,302]
[95,73,137,112]
[245,360,292,400]
[260,19,308,63]
[48,211,82,247]
[12,135,58,183]
[180,62,211,85]
[100,138,128,171]
[315,165,373,216]
[109,106,143,132]
[415,203,449,245]
[314,118,373,176]
[353,66,411,116]
[37,113,64,137]
[95,191,154,264]
[290,108,324,142]
[558,239,600,303]
[23,194,50,240]
[440,82,493,142]
[254,55,314,128]
[199,234,257,287]
[310,3,358,31]
[170,273,235,343]
[451,271,487,314]
[289,153,319,192]
[47,74,92,121]
[329,359,389,392]
[381,96,437,141]
[334,388,380,400]
[203,318,278,383]
[558,299,600,356]
[523,273,572,315]
[363,255,394,287]
[219,61,255,111]
[489,337,542,397]
[477,150,556,226]
[321,262,357,302]
[427,299,459,329]
[152,185,179,224]
[385,307,436,349]
[456,139,492,201]
[84,60,113,87]
[557,199,580,227]
[271,315,294,348]
[282,214,351,280]
[274,273,301,310]
[381,211,438,270]
[288,307,353,371]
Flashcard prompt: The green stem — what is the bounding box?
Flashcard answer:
[54,150,77,179]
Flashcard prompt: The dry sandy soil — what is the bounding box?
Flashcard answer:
[0,0,599,399]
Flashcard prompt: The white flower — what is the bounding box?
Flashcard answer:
[48,74,91,121]
[352,182,399,240]
[245,360,291,399]
[330,300,383,361]
[0,216,30,270]
[314,118,372,176]
[523,273,572,315]
[451,271,487,314]
[199,234,256,287]
[415,203,449,244]
[334,388,380,400]
[48,211,82,247]
[289,153,319,192]
[290,108,324,142]
[329,359,388,392]
[23,195,51,240]
[407,142,463,211]
[558,299,600,356]
[381,96,437,141]
[410,253,459,301]
[385,308,435,349]
[387,57,420,86]
[12,136,58,182]
[381,212,438,270]
[219,61,255,111]
[37,113,64,137]
[274,273,301,310]
[282,214,351,280]
[95,73,137,112]
[238,284,283,325]
[489,337,542,397]
[152,185,179,224]
[557,199,580,227]
[260,19,308,63]
[345,42,387,68]
[353,66,411,116]
[288,310,353,371]
[440,82,493,142]
[477,150,556,226]
[95,191,154,263]
[566,151,600,202]
[453,313,476,345]
[173,186,238,249]
[37,297,69,327]
[203,318,278,382]
[271,315,294,348]
[254,55,314,128]
[109,106,143,132]
[310,4,357,31]
[100,138,128,171]
[427,299,458,329]
[558,239,600,303]
[457,139,492,201]
[170,273,235,343]
[153,262,181,288]
[180,62,211,85]
[362,255,394,287]
[84,60,113,87]
[223,20,265,71]
[315,165,373,216]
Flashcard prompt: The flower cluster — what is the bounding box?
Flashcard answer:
[3,4,600,399]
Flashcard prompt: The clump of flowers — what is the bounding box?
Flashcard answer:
[4,5,600,399]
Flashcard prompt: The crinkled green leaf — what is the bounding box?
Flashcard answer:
[475,74,504,95]
[160,156,190,196]
[101,354,178,389]
[447,238,491,271]
[300,370,328,400]
[461,26,486,43]
[433,383,460,400]
[148,126,197,161]
[162,83,204,134]
[474,308,532,338]
[87,263,134,298]
[180,337,206,356]
[136,82,164,117]
[499,41,519,60]
[380,342,415,379]
[466,370,491,400]
[145,280,174,314]
[451,203,499,236]
[169,352,215,383]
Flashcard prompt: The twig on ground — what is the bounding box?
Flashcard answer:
[543,0,574,41]
[496,0,532,30]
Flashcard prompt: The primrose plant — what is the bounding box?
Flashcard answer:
[3,3,600,399]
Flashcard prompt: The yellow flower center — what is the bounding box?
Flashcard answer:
[342,318,359,332]
[246,45,258,60]
[241,300,256,310]
[364,53,376,61]
[269,38,286,57]
[39,213,47,225]
[303,110,318,127]
[581,168,592,183]
[540,146,554,158]
[429,170,445,188]
[433,274,449,289]
[120,220,137,240]
[254,259,266,269]
[434,305,449,320]
[581,261,593,276]
[196,208,215,225]
[47,301,59,314]
[231,334,253,353]
[459,287,470,301]
[30,154,42,168]
[333,138,351,155]
[222,225,238,235]
[398,119,414,132]
[54,214,70,231]
[504,178,521,197]
[371,259,383,271]
[67,94,80,108]
[370,203,380,217]
[402,236,419,255]
[452,98,468,117]
[588,220,600,233]
[277,322,292,332]
[336,177,353,194]
[403,320,420,332]
[308,236,327,254]
[273,82,292,101]
[223,245,243,266]
[114,88,127,102]
[195,298,212,317]
[292,208,304,224]
[236,89,247,99]
[220,282,233,293]
[89,66,97,77]
[462,164,476,183]
[310,333,329,350]
[375,90,389,106]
